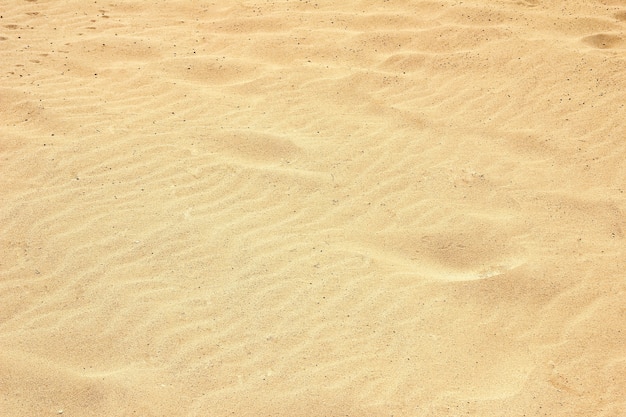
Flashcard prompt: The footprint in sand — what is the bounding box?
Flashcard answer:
[341,222,526,282]
[581,33,624,49]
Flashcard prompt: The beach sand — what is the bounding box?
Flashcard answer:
[1,1,625,415]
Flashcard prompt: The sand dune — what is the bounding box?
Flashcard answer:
[1,1,625,415]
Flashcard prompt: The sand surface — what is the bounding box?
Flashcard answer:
[1,1,626,416]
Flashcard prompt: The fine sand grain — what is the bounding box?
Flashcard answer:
[1,1,625,416]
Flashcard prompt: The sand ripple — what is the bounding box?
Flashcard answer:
[1,0,625,416]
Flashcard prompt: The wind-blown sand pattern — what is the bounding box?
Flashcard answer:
[1,1,625,416]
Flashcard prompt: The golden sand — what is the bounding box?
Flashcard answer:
[1,1,625,415]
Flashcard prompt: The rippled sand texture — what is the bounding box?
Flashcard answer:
[2,1,626,416]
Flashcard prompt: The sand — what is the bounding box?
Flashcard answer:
[1,1,625,416]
